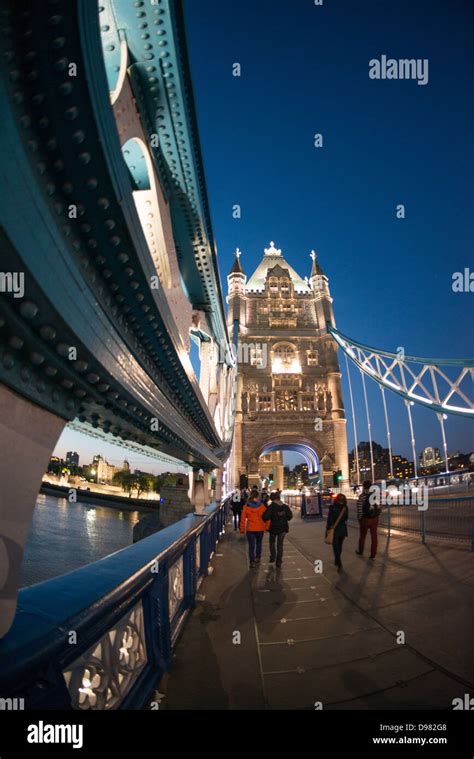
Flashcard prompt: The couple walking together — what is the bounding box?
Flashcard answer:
[239,489,292,568]
[325,480,380,573]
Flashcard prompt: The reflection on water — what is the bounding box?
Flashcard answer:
[20,494,140,588]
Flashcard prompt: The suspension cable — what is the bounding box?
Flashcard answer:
[380,385,394,478]
[345,352,360,484]
[437,412,449,474]
[405,400,418,479]
[360,368,375,482]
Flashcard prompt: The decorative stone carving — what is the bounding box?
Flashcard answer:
[326,390,333,411]
[63,602,147,710]
[168,555,184,620]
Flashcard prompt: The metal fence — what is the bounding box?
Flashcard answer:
[0,497,231,710]
[284,494,303,509]
[346,496,474,547]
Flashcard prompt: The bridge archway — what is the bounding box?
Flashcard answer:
[245,435,323,491]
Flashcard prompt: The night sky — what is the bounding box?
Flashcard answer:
[183,0,473,464]
[54,0,473,471]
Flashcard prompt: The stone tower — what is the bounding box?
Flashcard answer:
[227,242,349,489]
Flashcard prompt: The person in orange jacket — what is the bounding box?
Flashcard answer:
[240,489,269,568]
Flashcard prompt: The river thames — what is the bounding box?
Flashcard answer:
[20,494,140,588]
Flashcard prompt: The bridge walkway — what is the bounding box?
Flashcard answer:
[158,509,474,710]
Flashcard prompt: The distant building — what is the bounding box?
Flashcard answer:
[66,451,79,467]
[294,463,309,487]
[392,455,415,480]
[122,459,130,472]
[258,450,284,490]
[350,442,415,482]
[93,455,116,484]
[448,450,473,472]
[419,447,441,468]
[349,441,391,483]
[282,463,309,489]
[47,456,63,474]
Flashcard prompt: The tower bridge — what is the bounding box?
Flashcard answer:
[227,242,348,491]
[0,0,472,714]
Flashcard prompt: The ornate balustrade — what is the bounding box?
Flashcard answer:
[0,497,231,710]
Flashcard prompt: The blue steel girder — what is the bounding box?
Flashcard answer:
[98,0,229,348]
[0,0,230,469]
[329,326,474,418]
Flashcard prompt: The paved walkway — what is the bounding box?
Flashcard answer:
[162,512,474,710]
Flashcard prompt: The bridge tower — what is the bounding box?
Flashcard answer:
[227,243,349,490]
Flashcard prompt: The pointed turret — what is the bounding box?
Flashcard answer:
[309,250,334,329]
[310,249,325,278]
[227,248,247,328]
[230,248,244,274]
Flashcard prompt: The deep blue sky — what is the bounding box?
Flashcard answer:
[54,0,472,471]
[183,0,473,462]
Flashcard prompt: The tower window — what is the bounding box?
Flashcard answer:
[258,395,272,412]
[250,347,265,367]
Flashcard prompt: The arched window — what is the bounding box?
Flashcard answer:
[274,343,296,364]
[272,343,301,374]
[268,277,279,296]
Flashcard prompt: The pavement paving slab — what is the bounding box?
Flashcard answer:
[163,514,474,710]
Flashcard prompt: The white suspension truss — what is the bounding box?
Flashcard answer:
[329,326,474,418]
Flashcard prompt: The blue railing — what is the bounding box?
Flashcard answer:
[0,497,231,710]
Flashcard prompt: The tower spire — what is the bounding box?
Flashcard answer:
[310,249,324,277]
[230,247,244,274]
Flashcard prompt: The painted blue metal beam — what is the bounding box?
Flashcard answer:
[98,0,229,348]
[0,0,231,468]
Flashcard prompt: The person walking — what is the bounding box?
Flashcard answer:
[240,489,268,568]
[325,493,348,573]
[261,489,270,506]
[231,489,244,530]
[300,487,307,519]
[356,479,380,560]
[263,491,293,567]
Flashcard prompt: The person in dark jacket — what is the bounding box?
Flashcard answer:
[231,489,244,530]
[263,491,293,567]
[356,479,380,559]
[326,493,348,573]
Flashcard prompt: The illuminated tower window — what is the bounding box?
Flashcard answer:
[307,349,319,366]
[250,346,265,367]
[272,343,301,374]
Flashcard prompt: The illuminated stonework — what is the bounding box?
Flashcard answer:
[227,244,349,488]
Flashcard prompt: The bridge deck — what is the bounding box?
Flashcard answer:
[160,511,474,710]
